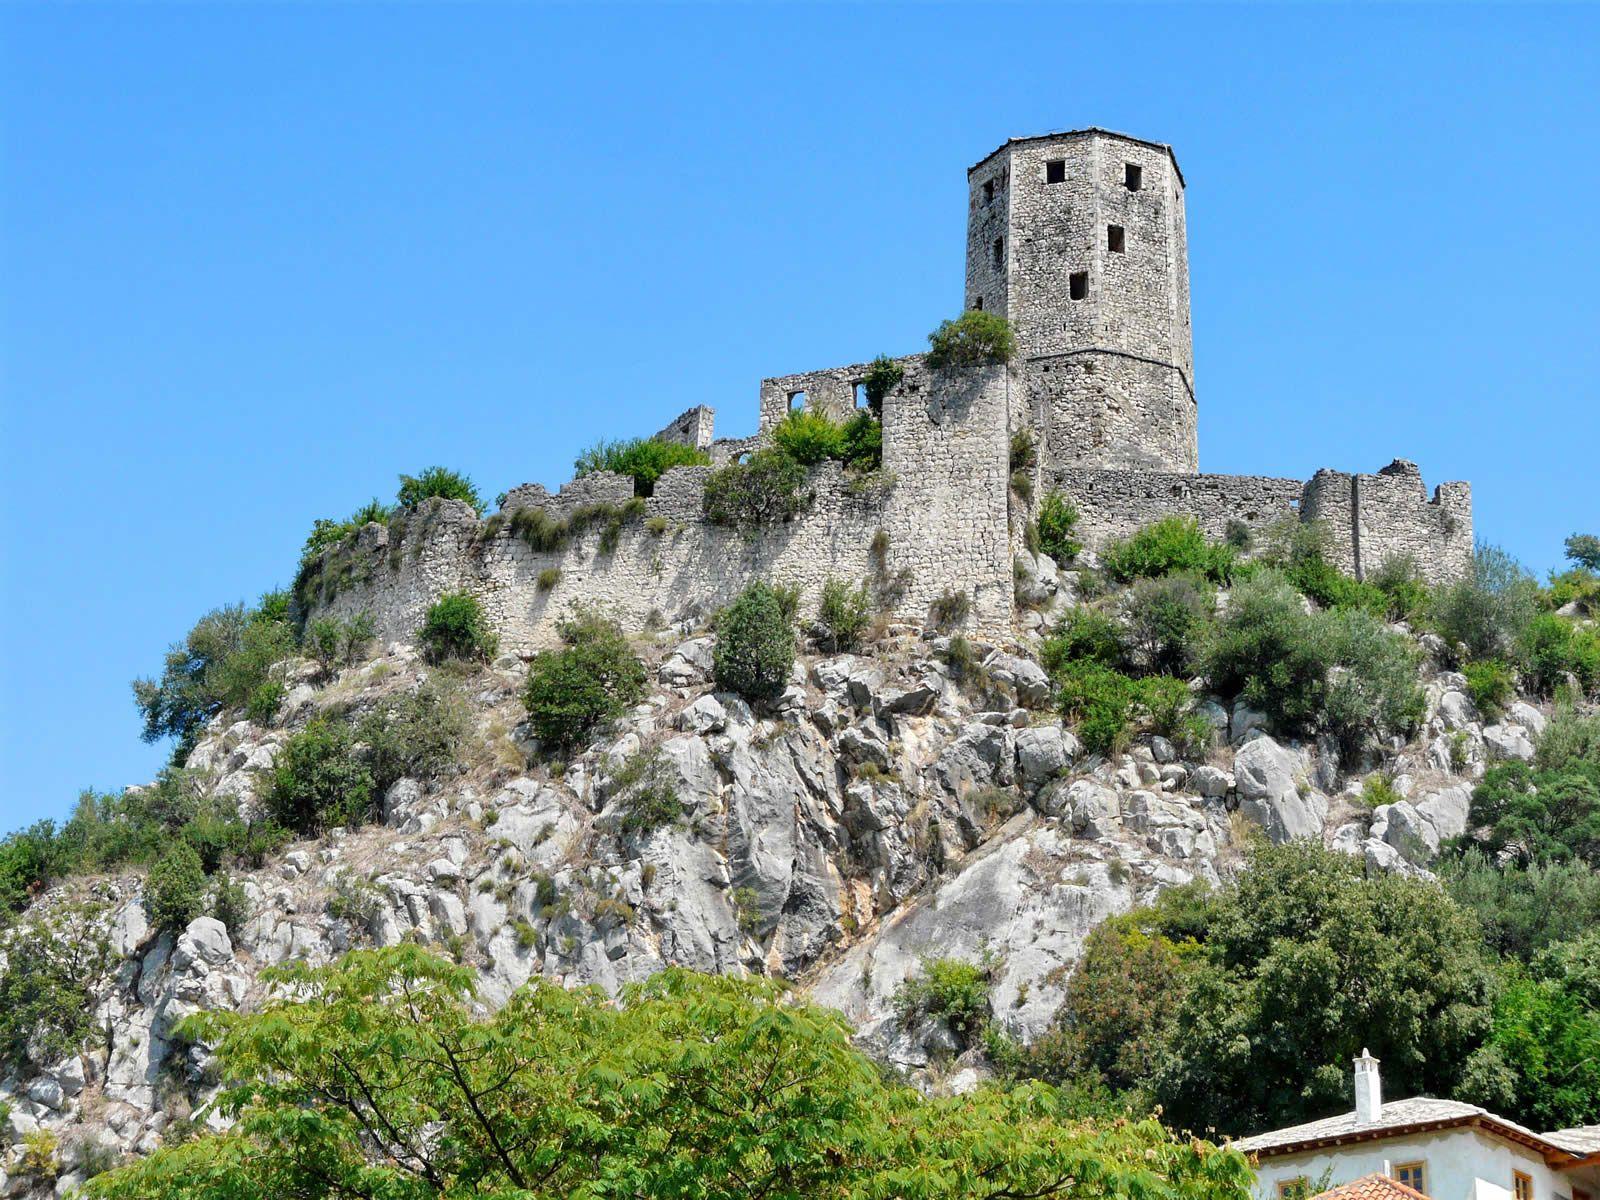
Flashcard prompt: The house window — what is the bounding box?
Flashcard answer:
[983,178,995,204]
[1046,159,1066,184]
[992,237,1004,268]
[1069,271,1088,300]
[1125,162,1143,191]
[788,390,807,412]
[1395,1162,1426,1193]
[1276,1179,1310,1200]
[1107,224,1126,253]
[1514,1173,1533,1200]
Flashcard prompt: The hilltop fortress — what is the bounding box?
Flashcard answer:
[305,128,1472,649]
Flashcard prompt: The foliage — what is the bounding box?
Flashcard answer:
[1119,573,1212,676]
[395,466,486,517]
[1446,852,1600,961]
[714,581,796,702]
[574,437,711,496]
[1041,607,1124,673]
[814,577,872,653]
[144,840,208,932]
[359,679,472,798]
[418,591,498,664]
[1056,662,1138,756]
[925,309,1017,369]
[1368,555,1431,623]
[306,611,376,678]
[1547,567,1600,616]
[892,956,994,1046]
[930,588,972,629]
[1464,659,1517,720]
[702,447,813,530]
[132,601,296,761]
[0,904,113,1072]
[609,749,684,836]
[1316,608,1426,759]
[523,610,648,755]
[1035,490,1082,567]
[1256,520,1387,616]
[1520,612,1600,697]
[839,411,883,471]
[1100,516,1233,585]
[264,717,375,834]
[1470,765,1600,868]
[1429,542,1541,664]
[861,354,904,414]
[1148,842,1498,1137]
[211,873,252,937]
[88,946,1254,1200]
[1568,534,1600,572]
[772,408,846,466]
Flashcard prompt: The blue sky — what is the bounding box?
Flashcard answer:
[2,4,1597,832]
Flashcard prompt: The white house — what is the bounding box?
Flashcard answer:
[1234,1051,1600,1200]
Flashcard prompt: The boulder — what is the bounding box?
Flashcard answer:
[658,637,715,687]
[1067,779,1122,838]
[982,652,1052,709]
[1190,765,1234,798]
[1234,736,1325,843]
[1015,726,1072,788]
[1484,723,1536,763]
[1508,701,1547,738]
[678,694,728,734]
[1416,785,1472,843]
[1384,801,1439,864]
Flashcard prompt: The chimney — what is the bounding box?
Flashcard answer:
[1354,1048,1382,1124]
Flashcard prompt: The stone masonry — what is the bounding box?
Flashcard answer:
[305,128,1472,650]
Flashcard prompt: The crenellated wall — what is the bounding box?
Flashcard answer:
[1300,460,1473,585]
[1048,467,1303,554]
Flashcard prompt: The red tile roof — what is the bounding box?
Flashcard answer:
[1314,1174,1433,1200]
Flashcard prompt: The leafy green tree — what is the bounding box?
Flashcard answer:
[926,310,1017,369]
[1119,573,1212,676]
[574,437,711,496]
[418,591,498,663]
[0,904,113,1071]
[396,466,486,516]
[91,946,1253,1200]
[1470,762,1600,867]
[264,717,375,834]
[1446,852,1600,961]
[815,577,872,653]
[1151,843,1497,1137]
[143,841,208,933]
[1430,543,1541,663]
[771,409,846,466]
[714,581,796,703]
[522,610,647,754]
[1568,534,1600,572]
[702,447,813,530]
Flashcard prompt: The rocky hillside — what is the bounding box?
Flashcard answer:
[4,538,1576,1197]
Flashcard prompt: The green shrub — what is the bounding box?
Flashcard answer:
[771,409,846,466]
[861,355,904,414]
[574,437,711,497]
[1469,759,1600,868]
[1258,519,1387,615]
[419,592,497,664]
[1035,491,1082,567]
[1204,570,1331,737]
[210,873,251,936]
[1568,534,1600,572]
[925,310,1016,369]
[714,581,796,702]
[1369,556,1431,623]
[702,448,812,530]
[0,905,113,1071]
[1360,774,1404,808]
[1430,543,1541,663]
[358,679,471,798]
[396,466,485,516]
[930,588,971,630]
[1521,612,1600,697]
[893,955,994,1045]
[610,750,683,835]
[1041,607,1124,673]
[1057,661,1138,755]
[1464,659,1517,720]
[1318,609,1425,758]
[133,601,297,761]
[536,567,561,592]
[307,611,376,677]
[815,578,872,653]
[265,717,375,834]
[1223,519,1254,552]
[523,610,648,754]
[246,680,285,724]
[838,411,882,471]
[1100,516,1233,584]
[144,841,207,933]
[1119,573,1213,676]
[1547,567,1600,616]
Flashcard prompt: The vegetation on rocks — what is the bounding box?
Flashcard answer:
[522,609,648,754]
[395,465,486,517]
[419,591,498,663]
[702,447,813,530]
[925,310,1016,369]
[142,841,207,933]
[714,581,797,702]
[574,436,711,496]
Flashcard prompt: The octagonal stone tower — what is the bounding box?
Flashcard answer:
[967,129,1197,473]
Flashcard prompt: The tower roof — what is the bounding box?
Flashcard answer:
[968,127,1185,187]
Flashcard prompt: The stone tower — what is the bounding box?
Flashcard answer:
[966,128,1197,473]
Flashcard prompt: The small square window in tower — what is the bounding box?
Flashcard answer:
[1124,162,1143,191]
[1107,224,1126,253]
[1045,159,1066,184]
[992,237,1004,268]
[972,296,984,310]
[1069,271,1088,301]
[788,391,808,412]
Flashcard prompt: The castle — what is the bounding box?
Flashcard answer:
[305,128,1472,649]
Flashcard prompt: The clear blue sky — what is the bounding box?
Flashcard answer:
[2,4,1597,833]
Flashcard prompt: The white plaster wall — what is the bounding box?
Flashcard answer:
[1249,1127,1599,1200]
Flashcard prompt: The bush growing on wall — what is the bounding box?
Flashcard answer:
[771,410,846,466]
[395,466,486,517]
[1101,516,1234,585]
[702,448,812,530]
[0,905,112,1072]
[714,581,796,702]
[522,610,648,754]
[1034,491,1081,567]
[861,354,904,414]
[419,592,498,664]
[814,578,872,653]
[925,310,1016,369]
[838,411,882,471]
[574,438,711,497]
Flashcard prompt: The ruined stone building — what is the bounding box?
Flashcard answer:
[306,128,1472,649]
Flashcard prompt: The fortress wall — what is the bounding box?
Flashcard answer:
[1304,462,1473,585]
[305,364,1016,652]
[1027,353,1197,474]
[757,354,924,432]
[1048,467,1303,560]
[654,405,716,451]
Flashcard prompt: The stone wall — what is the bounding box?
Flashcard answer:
[653,405,716,452]
[1025,352,1196,473]
[1047,466,1303,561]
[757,354,923,431]
[1301,460,1473,584]
[307,363,1016,652]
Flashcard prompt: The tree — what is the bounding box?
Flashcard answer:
[143,841,207,933]
[574,438,711,496]
[263,717,375,834]
[418,591,498,663]
[1568,534,1600,572]
[522,610,647,754]
[396,466,486,517]
[714,581,796,702]
[925,310,1017,369]
[89,946,1254,1200]
[702,448,813,530]
[0,903,114,1072]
